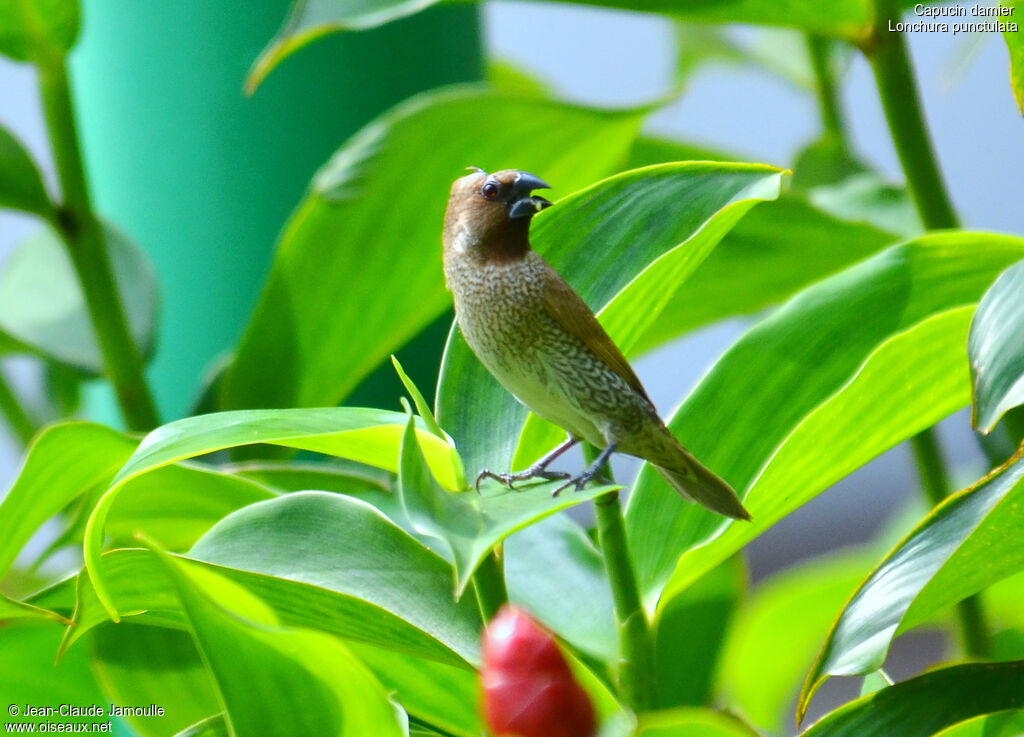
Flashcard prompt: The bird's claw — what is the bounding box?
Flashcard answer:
[551,472,612,497]
[476,468,570,493]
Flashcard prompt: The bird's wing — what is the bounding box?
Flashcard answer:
[540,260,652,403]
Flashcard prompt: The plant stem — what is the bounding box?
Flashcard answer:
[37,54,159,431]
[473,549,508,623]
[806,35,844,137]
[0,368,36,445]
[594,490,657,712]
[865,0,958,231]
[866,0,990,659]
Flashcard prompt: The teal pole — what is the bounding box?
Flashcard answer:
[70,1,482,421]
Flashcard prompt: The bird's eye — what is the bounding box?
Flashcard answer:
[481,181,499,199]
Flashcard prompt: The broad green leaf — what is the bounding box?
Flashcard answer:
[0,422,274,596]
[189,491,482,665]
[808,173,920,238]
[251,0,873,86]
[635,707,759,737]
[437,161,784,478]
[348,642,481,737]
[89,623,220,737]
[625,138,895,355]
[624,233,1024,614]
[654,557,744,709]
[83,407,463,616]
[791,133,867,189]
[718,552,871,732]
[804,449,1024,713]
[0,622,106,724]
[0,0,78,60]
[146,543,405,737]
[398,415,618,594]
[800,661,1024,737]
[936,711,1024,737]
[0,123,51,216]
[969,259,1024,432]
[223,87,643,411]
[505,514,617,663]
[0,222,158,373]
[1003,1,1023,112]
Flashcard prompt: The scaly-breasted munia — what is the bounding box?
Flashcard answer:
[442,168,750,520]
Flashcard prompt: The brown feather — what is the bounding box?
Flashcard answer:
[540,260,652,404]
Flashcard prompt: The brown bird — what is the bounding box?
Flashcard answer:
[442,168,750,520]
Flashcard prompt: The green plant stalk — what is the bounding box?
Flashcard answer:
[0,369,36,445]
[472,549,508,623]
[866,0,989,659]
[594,491,657,711]
[806,35,844,137]
[37,54,159,431]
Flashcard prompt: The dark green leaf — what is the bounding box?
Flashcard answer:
[505,514,617,662]
[0,123,51,216]
[398,415,618,594]
[223,88,644,411]
[438,161,784,477]
[145,542,405,737]
[791,134,867,189]
[0,222,158,372]
[0,0,79,60]
[804,449,1024,714]
[624,233,1024,614]
[801,661,1024,737]
[654,557,744,709]
[969,259,1024,432]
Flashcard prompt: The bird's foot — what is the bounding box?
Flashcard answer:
[475,467,571,493]
[551,469,612,497]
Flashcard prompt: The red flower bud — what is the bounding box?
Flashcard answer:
[480,605,596,737]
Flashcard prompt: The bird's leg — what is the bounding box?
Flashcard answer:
[552,443,617,497]
[475,436,578,492]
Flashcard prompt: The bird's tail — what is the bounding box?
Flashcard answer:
[652,443,750,521]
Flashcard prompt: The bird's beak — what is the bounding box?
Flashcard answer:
[508,171,553,219]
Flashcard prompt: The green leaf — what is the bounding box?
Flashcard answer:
[505,514,617,662]
[625,138,895,355]
[969,259,1024,432]
[0,422,133,579]
[1003,1,1023,113]
[392,355,445,439]
[89,623,220,737]
[718,552,872,732]
[0,0,79,61]
[145,542,406,737]
[635,707,759,737]
[222,87,644,411]
[804,449,1024,714]
[172,716,229,737]
[654,557,744,709]
[251,0,873,85]
[624,233,1024,615]
[58,495,481,666]
[791,133,867,189]
[808,173,920,238]
[437,161,784,477]
[398,415,619,594]
[800,661,1024,737]
[0,123,51,216]
[82,407,463,616]
[0,622,106,722]
[0,222,158,373]
[189,491,483,665]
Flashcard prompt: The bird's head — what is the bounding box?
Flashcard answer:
[443,168,552,261]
